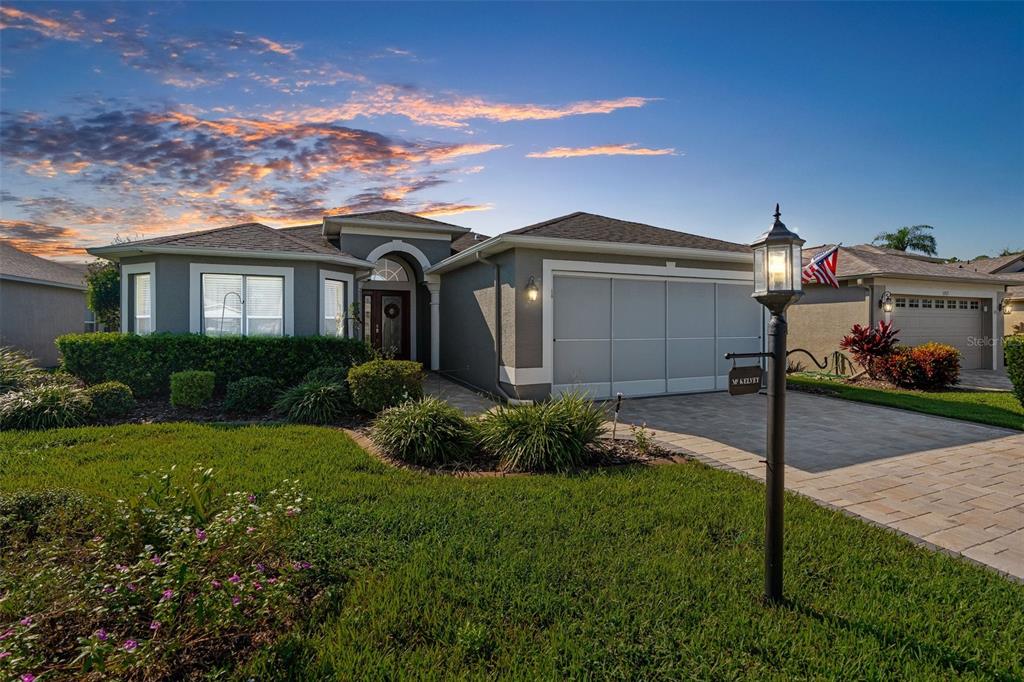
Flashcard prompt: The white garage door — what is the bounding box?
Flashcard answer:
[891,296,986,369]
[552,275,763,398]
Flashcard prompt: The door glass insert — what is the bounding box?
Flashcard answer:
[381,295,403,358]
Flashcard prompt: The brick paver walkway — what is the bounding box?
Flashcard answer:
[620,391,1024,580]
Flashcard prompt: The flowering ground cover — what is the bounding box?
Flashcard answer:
[2,423,1023,679]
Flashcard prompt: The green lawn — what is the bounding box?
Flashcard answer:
[2,423,1023,679]
[788,374,1024,431]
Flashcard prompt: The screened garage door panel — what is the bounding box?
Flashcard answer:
[891,296,985,369]
[552,275,761,398]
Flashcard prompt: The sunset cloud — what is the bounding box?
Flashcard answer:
[0,219,88,258]
[527,143,677,159]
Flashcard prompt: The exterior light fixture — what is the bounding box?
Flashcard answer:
[880,291,894,313]
[525,275,539,302]
[749,203,804,604]
[1003,299,1014,315]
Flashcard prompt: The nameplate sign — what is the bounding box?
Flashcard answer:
[728,365,763,396]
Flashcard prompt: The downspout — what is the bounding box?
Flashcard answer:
[476,253,532,404]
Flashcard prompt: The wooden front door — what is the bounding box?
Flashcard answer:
[362,290,410,359]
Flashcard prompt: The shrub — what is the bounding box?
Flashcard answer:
[274,381,351,424]
[0,346,43,395]
[170,370,215,409]
[85,260,120,330]
[0,382,92,430]
[85,381,136,420]
[304,365,350,386]
[840,320,900,379]
[880,343,961,390]
[0,488,99,546]
[57,333,373,398]
[0,467,313,680]
[1007,336,1024,407]
[371,397,476,466]
[347,359,423,413]
[224,376,279,414]
[477,392,607,473]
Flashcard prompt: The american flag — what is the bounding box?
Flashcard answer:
[801,245,841,288]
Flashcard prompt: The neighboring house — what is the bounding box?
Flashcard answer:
[788,244,1017,371]
[963,253,1024,337]
[0,241,90,366]
[88,210,761,401]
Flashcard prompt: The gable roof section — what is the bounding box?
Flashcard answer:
[855,244,946,263]
[802,244,1019,285]
[451,231,491,253]
[509,212,750,253]
[323,209,465,228]
[965,252,1024,274]
[0,241,87,289]
[87,222,372,267]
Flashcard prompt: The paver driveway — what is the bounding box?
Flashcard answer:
[620,391,1024,580]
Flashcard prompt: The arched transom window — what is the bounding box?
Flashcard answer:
[369,257,409,282]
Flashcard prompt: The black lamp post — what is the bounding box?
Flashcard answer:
[750,204,804,603]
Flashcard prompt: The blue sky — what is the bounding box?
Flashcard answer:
[1,1,1021,260]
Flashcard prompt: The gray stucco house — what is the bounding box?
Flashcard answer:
[1,240,92,366]
[88,210,762,401]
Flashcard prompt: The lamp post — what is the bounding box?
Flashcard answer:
[750,204,804,604]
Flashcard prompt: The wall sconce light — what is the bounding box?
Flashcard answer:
[1003,299,1014,315]
[525,275,539,302]
[879,291,894,313]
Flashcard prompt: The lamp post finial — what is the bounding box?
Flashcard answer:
[774,203,781,221]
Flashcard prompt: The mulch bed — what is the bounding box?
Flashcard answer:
[95,398,371,429]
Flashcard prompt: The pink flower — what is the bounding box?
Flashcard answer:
[95,628,108,641]
[195,528,207,541]
[246,526,256,534]
[127,583,137,592]
[0,651,10,660]
[252,581,263,591]
[20,673,35,682]
[115,564,129,573]
[160,589,174,602]
[19,616,31,626]
[150,620,161,631]
[92,535,103,543]
[231,596,241,606]
[151,554,164,566]
[293,560,311,570]
[228,574,241,584]
[267,577,278,585]
[103,585,114,594]
[0,629,12,640]
[247,493,256,503]
[123,639,138,651]
[285,507,297,517]
[211,579,222,589]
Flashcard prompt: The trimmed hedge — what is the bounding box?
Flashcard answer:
[57,333,373,397]
[85,381,135,419]
[348,359,424,414]
[170,370,215,409]
[1006,336,1024,407]
[224,376,279,414]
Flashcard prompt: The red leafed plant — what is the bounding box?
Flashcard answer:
[839,321,900,379]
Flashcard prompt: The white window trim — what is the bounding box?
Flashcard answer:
[189,263,294,335]
[319,269,355,336]
[121,262,155,334]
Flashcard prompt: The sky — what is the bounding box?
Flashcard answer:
[1,1,1021,261]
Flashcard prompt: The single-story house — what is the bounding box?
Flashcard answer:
[88,211,1014,399]
[1,241,93,366]
[788,244,1018,371]
[962,252,1024,337]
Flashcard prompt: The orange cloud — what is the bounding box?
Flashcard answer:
[0,6,83,41]
[527,143,677,159]
[253,36,300,56]
[414,202,493,217]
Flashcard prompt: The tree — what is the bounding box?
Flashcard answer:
[998,247,1023,257]
[86,260,120,330]
[872,225,937,256]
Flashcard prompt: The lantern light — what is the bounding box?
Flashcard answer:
[880,291,895,313]
[525,275,539,302]
[750,204,805,313]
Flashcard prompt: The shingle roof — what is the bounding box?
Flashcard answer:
[964,252,1024,274]
[324,209,465,229]
[124,222,343,257]
[803,244,1019,284]
[451,231,491,253]
[277,223,337,251]
[856,244,946,263]
[507,212,750,253]
[0,241,87,288]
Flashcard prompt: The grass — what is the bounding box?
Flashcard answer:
[788,374,1024,431]
[3,422,1023,679]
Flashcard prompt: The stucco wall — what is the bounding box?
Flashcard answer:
[1006,301,1024,337]
[438,251,515,394]
[0,279,86,366]
[786,284,869,373]
[120,254,359,336]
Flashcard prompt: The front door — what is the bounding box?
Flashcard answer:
[362,290,410,359]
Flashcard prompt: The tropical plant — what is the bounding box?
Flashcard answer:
[880,343,960,390]
[274,381,351,424]
[0,346,43,395]
[839,321,900,379]
[0,382,93,430]
[223,376,279,414]
[347,359,423,413]
[872,225,937,256]
[170,371,215,409]
[85,260,121,330]
[477,392,607,473]
[85,381,136,420]
[371,396,477,466]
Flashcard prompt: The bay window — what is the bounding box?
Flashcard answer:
[201,273,283,337]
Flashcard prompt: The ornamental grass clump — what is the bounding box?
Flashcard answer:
[0,382,92,431]
[0,466,315,681]
[371,396,476,466]
[477,391,607,473]
[274,381,351,424]
[0,346,44,395]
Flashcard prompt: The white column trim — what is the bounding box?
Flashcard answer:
[120,262,155,333]
[188,263,294,335]
[319,269,355,336]
[427,280,441,371]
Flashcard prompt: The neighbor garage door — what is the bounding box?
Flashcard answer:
[891,295,985,369]
[552,275,763,398]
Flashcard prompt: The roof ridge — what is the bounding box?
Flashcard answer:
[511,211,587,235]
[258,222,334,252]
[132,222,270,246]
